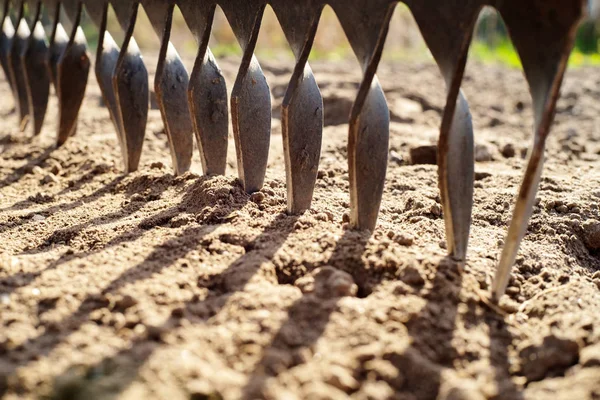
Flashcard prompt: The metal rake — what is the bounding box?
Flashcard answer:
[0,0,588,301]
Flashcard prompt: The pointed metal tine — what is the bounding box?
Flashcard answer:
[83,0,135,172]
[220,0,271,193]
[8,0,31,130]
[0,0,17,107]
[411,1,481,261]
[271,0,324,214]
[179,0,228,176]
[56,0,90,146]
[22,0,50,136]
[46,0,68,88]
[331,0,393,232]
[491,0,586,302]
[143,0,193,176]
[111,0,148,172]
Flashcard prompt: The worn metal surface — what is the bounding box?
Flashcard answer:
[8,0,30,130]
[22,0,50,136]
[2,0,587,301]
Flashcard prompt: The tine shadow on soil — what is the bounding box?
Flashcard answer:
[382,259,522,399]
[242,230,371,399]
[372,257,465,399]
[0,147,55,190]
[40,212,300,399]
[0,176,176,296]
[0,178,252,393]
[0,175,126,234]
[0,166,126,214]
[485,312,523,400]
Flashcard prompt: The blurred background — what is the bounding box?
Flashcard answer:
[52,2,600,68]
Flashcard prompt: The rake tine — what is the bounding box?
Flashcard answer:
[411,1,481,261]
[45,0,67,87]
[8,0,30,130]
[178,0,228,176]
[143,0,194,176]
[22,0,50,136]
[55,0,90,146]
[491,0,586,302]
[331,0,393,231]
[0,0,17,107]
[83,0,138,172]
[110,0,148,172]
[220,0,271,193]
[272,0,324,214]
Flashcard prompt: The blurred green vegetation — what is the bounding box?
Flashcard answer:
[74,4,599,68]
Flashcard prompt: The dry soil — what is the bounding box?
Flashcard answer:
[1,57,600,400]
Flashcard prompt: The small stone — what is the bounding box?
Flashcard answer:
[389,150,404,165]
[489,117,502,127]
[395,234,414,247]
[311,267,358,298]
[410,145,438,165]
[250,192,265,204]
[342,213,350,224]
[387,230,395,239]
[315,213,329,222]
[150,161,165,169]
[582,220,600,250]
[475,144,493,162]
[112,295,138,311]
[328,270,358,297]
[401,266,425,287]
[32,214,46,222]
[41,173,59,185]
[48,162,62,175]
[31,166,44,175]
[430,204,442,217]
[474,171,492,181]
[501,143,516,158]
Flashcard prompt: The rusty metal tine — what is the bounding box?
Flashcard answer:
[331,0,393,231]
[8,0,30,130]
[111,0,148,172]
[55,0,90,146]
[22,0,50,136]
[271,0,324,214]
[142,0,193,176]
[491,0,586,302]
[411,1,481,261]
[178,0,228,176]
[220,0,271,193]
[0,0,17,107]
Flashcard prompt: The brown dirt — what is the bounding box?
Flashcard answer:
[1,58,600,400]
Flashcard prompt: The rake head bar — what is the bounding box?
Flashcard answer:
[0,0,587,301]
